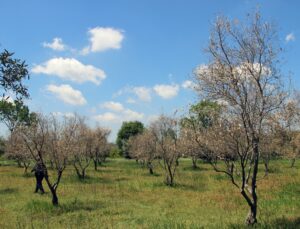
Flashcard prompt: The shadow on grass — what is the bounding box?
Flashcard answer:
[65,175,114,185]
[22,173,34,178]
[115,177,130,182]
[183,166,209,172]
[173,183,207,192]
[26,198,104,215]
[0,187,18,195]
[212,174,228,181]
[229,217,300,229]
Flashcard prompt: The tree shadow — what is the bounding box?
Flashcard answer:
[26,198,104,215]
[173,183,207,192]
[114,177,129,182]
[0,187,18,195]
[183,166,209,172]
[270,216,300,228]
[229,217,300,229]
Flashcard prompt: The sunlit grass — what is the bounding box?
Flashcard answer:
[0,158,299,228]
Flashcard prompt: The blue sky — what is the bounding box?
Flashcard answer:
[0,0,299,141]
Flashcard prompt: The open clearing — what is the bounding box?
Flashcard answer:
[0,159,299,228]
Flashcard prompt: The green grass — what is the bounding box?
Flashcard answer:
[0,158,299,228]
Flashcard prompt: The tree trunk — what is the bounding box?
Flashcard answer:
[245,137,259,225]
[147,162,154,175]
[51,189,58,206]
[82,169,86,179]
[246,204,257,225]
[264,161,269,176]
[192,156,198,169]
[166,164,174,186]
[24,165,28,174]
[290,158,296,168]
[94,160,98,171]
[17,160,23,168]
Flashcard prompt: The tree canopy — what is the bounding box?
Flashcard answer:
[116,121,144,158]
[0,49,29,100]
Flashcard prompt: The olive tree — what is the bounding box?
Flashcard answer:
[0,49,29,100]
[6,129,32,173]
[150,115,181,186]
[71,118,92,179]
[20,113,79,205]
[181,101,221,169]
[194,12,286,225]
[128,130,157,175]
[90,127,111,171]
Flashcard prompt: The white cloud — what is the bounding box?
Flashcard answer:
[113,86,152,102]
[126,98,136,104]
[93,108,144,124]
[285,33,295,42]
[101,101,124,112]
[52,112,75,118]
[153,84,179,99]
[132,87,152,102]
[43,37,66,51]
[182,80,196,90]
[94,112,119,123]
[46,84,87,106]
[32,57,106,85]
[82,27,124,54]
[123,109,144,120]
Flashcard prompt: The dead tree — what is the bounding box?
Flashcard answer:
[194,11,286,225]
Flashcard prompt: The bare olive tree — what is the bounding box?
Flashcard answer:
[5,129,32,173]
[20,113,79,205]
[194,12,286,225]
[150,115,181,186]
[128,130,157,175]
[273,99,300,167]
[90,127,111,171]
[71,117,93,179]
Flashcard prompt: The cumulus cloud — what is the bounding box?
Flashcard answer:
[153,84,179,99]
[81,27,124,54]
[32,57,106,85]
[46,84,87,106]
[101,101,124,112]
[123,109,144,120]
[182,80,196,90]
[94,112,119,123]
[51,112,75,118]
[132,87,152,102]
[126,98,136,104]
[285,33,295,42]
[113,86,152,102]
[43,37,66,51]
[94,107,144,123]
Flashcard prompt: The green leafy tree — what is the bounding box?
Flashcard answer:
[116,121,144,158]
[0,99,37,132]
[1,49,29,100]
[0,49,31,132]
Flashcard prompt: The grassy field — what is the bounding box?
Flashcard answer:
[0,158,299,228]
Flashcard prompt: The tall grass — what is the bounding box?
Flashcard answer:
[0,158,299,228]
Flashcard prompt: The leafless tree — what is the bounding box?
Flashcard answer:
[5,129,32,173]
[19,113,79,205]
[150,115,181,186]
[273,99,300,167]
[179,127,202,169]
[90,127,111,171]
[194,11,286,225]
[71,117,93,179]
[128,130,157,174]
